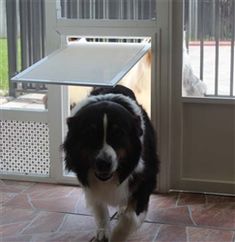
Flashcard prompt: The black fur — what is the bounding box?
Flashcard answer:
[63,85,159,216]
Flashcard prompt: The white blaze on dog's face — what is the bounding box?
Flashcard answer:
[64,100,143,186]
[94,113,118,181]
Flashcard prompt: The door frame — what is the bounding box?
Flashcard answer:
[170,1,235,195]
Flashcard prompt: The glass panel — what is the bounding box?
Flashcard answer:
[0,0,47,111]
[59,0,156,20]
[183,0,234,98]
[217,0,233,95]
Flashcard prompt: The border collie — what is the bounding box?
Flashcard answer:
[63,85,159,242]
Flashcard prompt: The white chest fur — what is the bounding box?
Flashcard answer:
[85,172,129,208]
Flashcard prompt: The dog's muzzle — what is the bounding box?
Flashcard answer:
[94,158,114,181]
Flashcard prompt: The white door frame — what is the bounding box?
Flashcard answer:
[170,1,235,195]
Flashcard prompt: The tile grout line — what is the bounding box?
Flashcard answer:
[3,200,94,218]
[19,211,41,235]
[0,180,35,195]
[175,192,181,207]
[151,224,162,242]
[231,231,235,242]
[185,226,190,242]
[144,218,235,233]
[20,182,36,194]
[55,213,68,233]
[187,205,197,226]
[65,187,79,198]
[27,194,37,210]
[56,210,93,217]
[74,193,85,214]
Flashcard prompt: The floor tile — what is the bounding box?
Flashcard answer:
[127,222,160,242]
[4,193,35,210]
[154,224,187,242]
[5,184,83,214]
[21,211,65,234]
[0,192,18,205]
[0,179,34,193]
[177,193,206,206]
[22,183,81,200]
[59,214,95,232]
[189,203,235,230]
[186,226,235,242]
[29,193,80,213]
[0,221,29,237]
[32,231,93,242]
[206,195,235,204]
[149,193,178,210]
[1,180,235,242]
[2,234,32,242]
[0,207,36,226]
[147,206,194,226]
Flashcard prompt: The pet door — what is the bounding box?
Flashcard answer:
[11,38,150,87]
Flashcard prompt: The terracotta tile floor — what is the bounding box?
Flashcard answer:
[0,179,234,242]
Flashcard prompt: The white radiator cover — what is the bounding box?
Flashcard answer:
[0,120,50,176]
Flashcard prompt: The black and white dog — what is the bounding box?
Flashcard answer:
[63,85,159,242]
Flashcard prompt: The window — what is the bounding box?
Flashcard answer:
[1,0,47,111]
[183,0,234,98]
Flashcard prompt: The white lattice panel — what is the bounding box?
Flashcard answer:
[0,120,50,176]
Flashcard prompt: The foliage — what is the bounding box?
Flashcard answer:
[0,38,8,92]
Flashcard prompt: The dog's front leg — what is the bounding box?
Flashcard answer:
[90,202,110,242]
[110,209,146,242]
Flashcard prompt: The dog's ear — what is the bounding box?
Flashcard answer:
[134,116,143,137]
[67,116,79,130]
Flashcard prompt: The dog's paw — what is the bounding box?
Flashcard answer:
[95,229,110,242]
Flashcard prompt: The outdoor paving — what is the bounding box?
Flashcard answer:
[0,180,235,242]
[0,93,46,110]
[188,44,235,96]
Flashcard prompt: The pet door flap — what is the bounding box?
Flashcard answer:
[11,41,150,87]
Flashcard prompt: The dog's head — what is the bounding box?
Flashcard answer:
[63,98,144,187]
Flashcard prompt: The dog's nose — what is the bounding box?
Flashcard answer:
[95,158,112,172]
